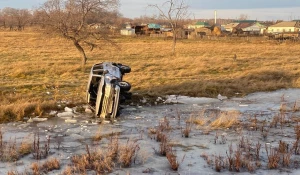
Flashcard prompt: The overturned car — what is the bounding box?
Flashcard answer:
[86,62,131,120]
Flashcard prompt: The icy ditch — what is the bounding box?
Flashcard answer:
[0,88,300,175]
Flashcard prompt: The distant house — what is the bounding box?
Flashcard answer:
[148,23,161,29]
[120,23,135,36]
[224,23,239,32]
[235,22,266,34]
[188,22,210,29]
[141,23,161,35]
[267,21,300,34]
[120,28,135,36]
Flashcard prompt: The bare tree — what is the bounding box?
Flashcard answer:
[14,9,32,30]
[149,0,189,55]
[0,7,32,30]
[1,7,16,29]
[37,0,119,67]
[0,9,4,28]
[238,14,249,20]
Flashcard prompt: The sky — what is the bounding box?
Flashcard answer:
[1,0,300,21]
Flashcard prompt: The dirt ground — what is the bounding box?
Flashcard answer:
[1,89,300,175]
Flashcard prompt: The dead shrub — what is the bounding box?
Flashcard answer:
[270,115,280,128]
[166,146,181,171]
[0,107,17,123]
[249,114,258,130]
[210,111,239,129]
[293,101,299,112]
[118,139,140,167]
[70,155,88,174]
[19,139,32,156]
[159,134,169,156]
[265,144,280,169]
[2,138,19,162]
[106,133,119,161]
[278,140,288,154]
[148,127,157,135]
[148,127,157,140]
[31,162,40,175]
[234,148,242,172]
[62,166,74,175]
[187,111,207,126]
[226,143,234,171]
[159,116,171,131]
[260,125,269,140]
[7,170,22,175]
[42,157,60,172]
[181,119,192,138]
[69,144,117,174]
[35,102,44,117]
[214,155,224,172]
[238,136,245,149]
[282,152,292,167]
[293,124,300,154]
[255,141,261,161]
[246,160,256,173]
[192,117,207,126]
[32,133,50,160]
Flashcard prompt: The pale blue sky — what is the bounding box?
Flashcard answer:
[1,0,300,20]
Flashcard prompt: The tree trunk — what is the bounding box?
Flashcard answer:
[73,40,87,67]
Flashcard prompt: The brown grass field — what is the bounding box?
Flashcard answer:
[1,29,300,122]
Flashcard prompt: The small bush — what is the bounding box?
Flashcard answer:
[118,139,140,167]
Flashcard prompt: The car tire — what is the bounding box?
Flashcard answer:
[117,81,131,91]
[120,65,131,74]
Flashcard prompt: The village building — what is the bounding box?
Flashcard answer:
[224,23,239,32]
[267,21,300,34]
[120,23,161,36]
[120,23,135,36]
[234,22,266,35]
[188,21,210,29]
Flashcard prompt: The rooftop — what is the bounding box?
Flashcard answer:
[235,22,253,29]
[148,23,161,29]
[270,21,298,27]
[195,22,210,26]
[233,20,257,23]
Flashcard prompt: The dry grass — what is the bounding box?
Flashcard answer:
[1,29,300,122]
[118,139,140,167]
[19,139,32,156]
[0,137,19,162]
[210,111,240,129]
[42,157,60,172]
[166,146,180,171]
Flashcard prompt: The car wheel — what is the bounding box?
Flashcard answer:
[120,65,131,74]
[117,81,131,91]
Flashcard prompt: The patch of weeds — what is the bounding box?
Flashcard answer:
[19,139,32,156]
[0,137,19,162]
[166,146,180,171]
[210,111,240,129]
[214,154,225,172]
[181,119,192,138]
[293,101,299,112]
[32,133,50,160]
[118,139,140,167]
[31,162,40,175]
[265,143,280,169]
